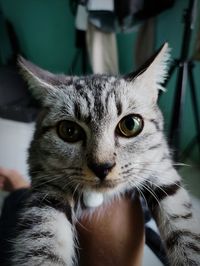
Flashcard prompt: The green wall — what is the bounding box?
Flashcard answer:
[0,0,199,162]
[0,0,76,73]
[156,0,200,163]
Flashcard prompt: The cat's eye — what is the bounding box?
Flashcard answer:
[117,115,144,138]
[57,120,85,142]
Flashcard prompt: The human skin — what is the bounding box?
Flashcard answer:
[0,167,30,191]
[77,195,145,266]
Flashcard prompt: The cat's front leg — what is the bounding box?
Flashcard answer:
[11,193,76,266]
[147,168,200,266]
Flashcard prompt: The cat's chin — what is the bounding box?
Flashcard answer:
[84,180,127,198]
[89,180,123,193]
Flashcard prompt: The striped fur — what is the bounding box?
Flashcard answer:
[10,44,200,265]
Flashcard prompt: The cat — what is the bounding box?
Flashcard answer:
[10,43,200,266]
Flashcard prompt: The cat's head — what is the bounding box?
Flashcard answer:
[19,43,170,197]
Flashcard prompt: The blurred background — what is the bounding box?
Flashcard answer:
[0,0,199,265]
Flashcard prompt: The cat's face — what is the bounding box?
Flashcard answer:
[20,43,170,197]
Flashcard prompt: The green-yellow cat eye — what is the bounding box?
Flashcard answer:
[117,114,144,138]
[57,120,85,142]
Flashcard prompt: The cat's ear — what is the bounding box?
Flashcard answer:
[125,43,171,103]
[18,56,69,103]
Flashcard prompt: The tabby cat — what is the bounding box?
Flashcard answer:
[11,43,200,265]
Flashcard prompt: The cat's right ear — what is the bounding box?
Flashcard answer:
[124,43,170,104]
[18,56,68,104]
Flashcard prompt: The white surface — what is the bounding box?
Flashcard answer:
[143,245,163,266]
[75,5,88,31]
[0,118,34,180]
[87,0,114,11]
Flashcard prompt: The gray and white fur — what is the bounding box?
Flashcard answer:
[11,43,200,265]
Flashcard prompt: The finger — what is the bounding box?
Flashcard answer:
[0,167,10,177]
[0,175,5,181]
[0,168,25,182]
[9,169,25,180]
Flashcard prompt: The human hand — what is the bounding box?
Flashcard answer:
[76,194,145,266]
[0,167,30,192]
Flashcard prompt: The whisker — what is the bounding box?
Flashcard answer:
[124,161,191,168]
[128,179,148,207]
[140,183,162,210]
[32,176,64,189]
[72,183,80,200]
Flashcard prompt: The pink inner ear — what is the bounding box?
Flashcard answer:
[18,56,69,87]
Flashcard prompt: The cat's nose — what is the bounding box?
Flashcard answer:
[88,162,116,180]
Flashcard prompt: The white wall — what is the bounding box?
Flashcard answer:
[0,118,35,180]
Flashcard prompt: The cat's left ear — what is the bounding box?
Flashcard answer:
[125,43,171,103]
[18,56,70,104]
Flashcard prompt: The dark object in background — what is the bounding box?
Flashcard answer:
[114,0,175,30]
[0,9,39,122]
[0,189,30,266]
[193,19,200,60]
[0,65,39,122]
[0,7,20,65]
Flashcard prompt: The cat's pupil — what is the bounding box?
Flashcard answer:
[57,120,85,142]
[66,127,75,136]
[125,117,135,131]
[117,115,143,138]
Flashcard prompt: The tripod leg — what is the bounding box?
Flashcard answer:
[169,62,188,160]
[188,63,200,157]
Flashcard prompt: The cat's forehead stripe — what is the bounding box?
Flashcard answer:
[70,76,123,122]
[113,90,123,117]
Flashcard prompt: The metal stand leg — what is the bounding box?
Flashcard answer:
[164,0,199,161]
[169,62,188,159]
[188,62,200,156]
